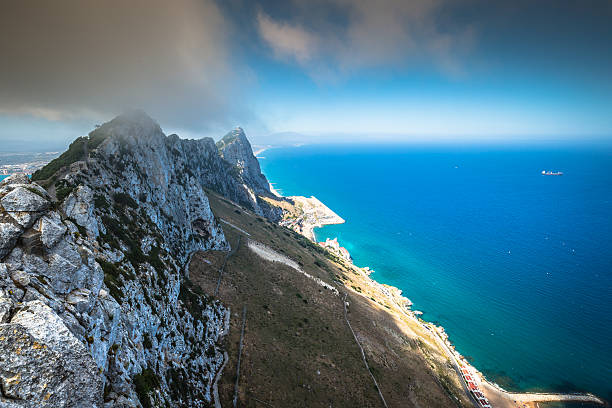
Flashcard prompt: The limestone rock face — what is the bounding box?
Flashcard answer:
[1,186,49,213]
[0,174,30,186]
[217,127,270,195]
[0,185,49,229]
[0,222,22,259]
[0,113,240,408]
[35,211,67,248]
[0,300,103,407]
[63,185,99,237]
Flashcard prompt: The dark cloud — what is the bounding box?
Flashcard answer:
[0,0,249,130]
[2,0,610,139]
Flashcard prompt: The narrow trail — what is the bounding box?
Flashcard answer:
[213,351,229,408]
[342,293,389,408]
[215,235,241,296]
[220,218,251,236]
[233,305,247,408]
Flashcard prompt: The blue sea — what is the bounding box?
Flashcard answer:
[259,143,612,402]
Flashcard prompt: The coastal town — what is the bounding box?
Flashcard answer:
[277,195,345,241]
[1,161,47,176]
[319,237,352,261]
[0,152,59,176]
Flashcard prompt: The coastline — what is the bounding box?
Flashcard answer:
[267,177,606,408]
[271,193,345,241]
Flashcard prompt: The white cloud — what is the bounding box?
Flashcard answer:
[255,0,475,80]
[257,11,318,64]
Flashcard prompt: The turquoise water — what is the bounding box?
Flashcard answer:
[260,144,612,402]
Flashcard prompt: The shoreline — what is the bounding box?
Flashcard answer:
[277,195,345,241]
[267,178,606,408]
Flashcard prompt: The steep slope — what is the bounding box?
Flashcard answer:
[216,127,270,196]
[0,112,235,407]
[191,190,472,408]
[0,111,472,408]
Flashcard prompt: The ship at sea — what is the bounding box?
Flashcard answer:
[541,170,563,175]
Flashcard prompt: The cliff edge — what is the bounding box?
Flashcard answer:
[216,127,270,196]
[0,112,233,407]
[0,112,480,408]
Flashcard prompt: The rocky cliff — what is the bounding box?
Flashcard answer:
[0,111,268,407]
[216,128,271,196]
[0,111,480,408]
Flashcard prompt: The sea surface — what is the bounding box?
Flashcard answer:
[259,143,612,402]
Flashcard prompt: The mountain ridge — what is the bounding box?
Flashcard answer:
[0,111,238,407]
[216,127,271,196]
[0,111,474,408]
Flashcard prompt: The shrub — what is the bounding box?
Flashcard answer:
[143,333,152,350]
[87,128,108,150]
[32,137,87,181]
[56,185,74,203]
[179,278,209,323]
[148,246,165,272]
[101,215,147,266]
[97,258,131,302]
[133,368,160,408]
[113,192,137,209]
[94,194,109,210]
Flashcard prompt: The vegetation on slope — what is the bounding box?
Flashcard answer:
[190,190,471,408]
[32,122,112,183]
[133,368,161,408]
[215,130,240,151]
[32,137,87,181]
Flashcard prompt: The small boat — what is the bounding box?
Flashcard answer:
[541,170,563,176]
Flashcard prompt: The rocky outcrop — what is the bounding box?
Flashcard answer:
[216,127,270,195]
[0,112,246,407]
[215,127,284,221]
[0,300,103,407]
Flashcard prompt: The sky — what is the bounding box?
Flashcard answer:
[0,0,611,149]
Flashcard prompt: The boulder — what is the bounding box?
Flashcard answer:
[1,186,49,213]
[0,222,22,260]
[5,211,44,228]
[0,300,103,407]
[35,212,67,248]
[9,270,30,287]
[62,186,99,237]
[3,182,50,200]
[0,174,29,186]
[66,288,92,314]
